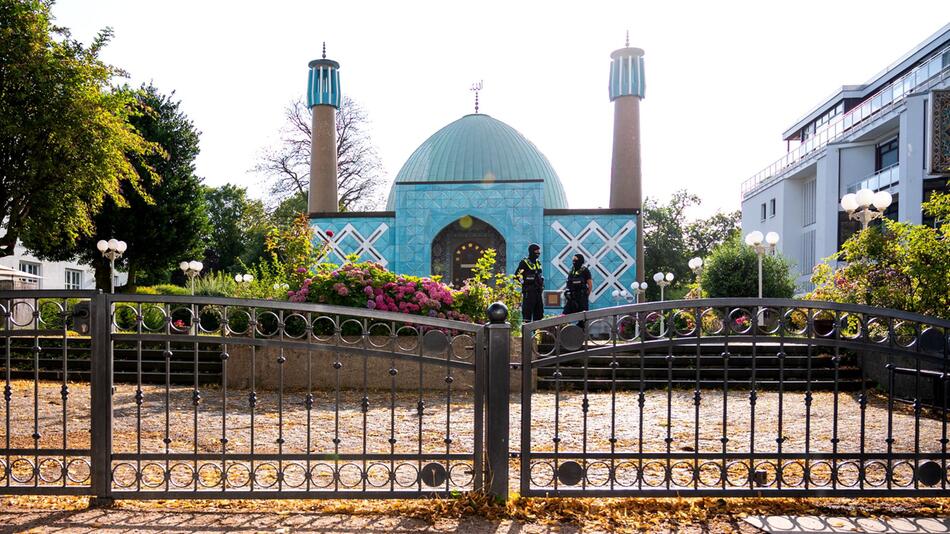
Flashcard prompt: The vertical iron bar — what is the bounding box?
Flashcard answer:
[609,312,618,492]
[886,317,895,490]
[220,306,229,492]
[693,306,701,490]
[305,312,313,493]
[637,311,645,492]
[859,314,868,491]
[472,326,485,493]
[90,292,113,505]
[520,325,532,496]
[61,299,69,488]
[32,302,40,488]
[4,299,10,489]
[776,306,786,490]
[277,310,285,493]
[804,309,814,491]
[721,306,730,490]
[913,322,921,490]
[665,307,673,490]
[485,307,510,500]
[831,310,841,491]
[749,306,758,490]
[136,304,143,492]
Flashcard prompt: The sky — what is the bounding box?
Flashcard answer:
[52,0,950,218]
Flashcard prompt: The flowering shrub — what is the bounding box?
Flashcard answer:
[286,261,474,323]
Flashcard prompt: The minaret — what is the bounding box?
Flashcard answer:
[608,32,645,281]
[307,43,341,214]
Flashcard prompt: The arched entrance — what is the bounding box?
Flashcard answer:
[431,217,506,287]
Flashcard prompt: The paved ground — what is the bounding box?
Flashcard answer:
[745,515,950,533]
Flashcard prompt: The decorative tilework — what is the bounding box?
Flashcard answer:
[310,217,395,266]
[543,214,638,310]
[931,89,950,175]
[393,181,545,276]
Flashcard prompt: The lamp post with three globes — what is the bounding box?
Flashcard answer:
[96,239,127,294]
[744,231,780,298]
[180,261,204,295]
[840,188,892,230]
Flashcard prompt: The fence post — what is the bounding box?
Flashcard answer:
[485,302,510,501]
[89,292,113,506]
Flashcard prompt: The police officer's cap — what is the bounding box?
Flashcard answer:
[528,243,541,253]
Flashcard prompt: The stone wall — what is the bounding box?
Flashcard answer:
[225,336,532,393]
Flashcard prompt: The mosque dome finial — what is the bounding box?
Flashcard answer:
[322,41,326,59]
[625,30,629,48]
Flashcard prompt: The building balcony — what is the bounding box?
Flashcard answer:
[740,45,950,199]
[846,163,900,194]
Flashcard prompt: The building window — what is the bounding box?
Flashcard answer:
[760,203,767,221]
[876,137,899,171]
[802,230,816,278]
[65,269,82,290]
[18,261,40,286]
[769,198,776,218]
[803,179,817,226]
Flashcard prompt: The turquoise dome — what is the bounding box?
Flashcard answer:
[386,114,568,209]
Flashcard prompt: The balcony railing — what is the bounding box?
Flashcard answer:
[741,44,950,198]
[846,163,900,194]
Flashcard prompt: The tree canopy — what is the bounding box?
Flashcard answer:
[642,190,740,300]
[203,184,268,273]
[0,0,158,258]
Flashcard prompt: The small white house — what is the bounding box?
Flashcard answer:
[0,237,127,290]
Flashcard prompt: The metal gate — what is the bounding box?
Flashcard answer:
[520,298,950,497]
[0,291,489,500]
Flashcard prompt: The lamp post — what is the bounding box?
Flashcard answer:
[631,281,648,303]
[840,188,892,230]
[96,239,127,294]
[688,256,704,296]
[234,273,253,284]
[179,260,203,295]
[744,230,780,298]
[652,272,674,302]
[611,289,622,307]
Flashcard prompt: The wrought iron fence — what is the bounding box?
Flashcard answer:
[2,292,950,502]
[519,298,950,497]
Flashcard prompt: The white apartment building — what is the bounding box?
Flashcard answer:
[0,238,127,290]
[740,24,950,293]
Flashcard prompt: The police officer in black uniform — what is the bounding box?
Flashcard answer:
[516,243,544,323]
[563,253,593,324]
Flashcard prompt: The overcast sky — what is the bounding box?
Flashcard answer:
[53,1,950,218]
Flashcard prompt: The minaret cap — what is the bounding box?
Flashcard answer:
[608,36,645,101]
[307,43,341,109]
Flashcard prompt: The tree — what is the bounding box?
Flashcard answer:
[41,84,209,289]
[0,1,158,259]
[702,237,796,299]
[203,184,269,273]
[808,193,950,319]
[642,190,740,300]
[256,97,383,212]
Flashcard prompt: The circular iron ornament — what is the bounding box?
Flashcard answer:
[641,461,669,487]
[139,303,167,332]
[756,307,782,335]
[226,309,253,336]
[783,308,809,336]
[811,311,836,338]
[422,330,450,355]
[698,462,724,487]
[558,325,585,352]
[420,462,447,487]
[556,461,584,486]
[838,313,863,341]
[779,462,805,487]
[834,461,861,487]
[670,461,696,487]
[892,321,918,349]
[728,308,753,335]
[533,329,558,358]
[700,308,726,336]
[197,462,224,488]
[586,318,613,346]
[919,328,947,354]
[672,310,698,338]
[278,462,307,488]
[394,463,420,488]
[365,463,392,488]
[866,317,889,344]
[111,462,138,489]
[917,460,944,487]
[450,334,476,361]
[255,311,282,338]
[367,322,394,348]
[584,461,612,487]
[807,461,833,487]
[252,462,279,489]
[0,460,8,483]
[283,313,309,340]
[169,306,196,333]
[449,462,475,488]
[725,461,752,487]
[308,463,336,489]
[529,460,556,488]
[612,461,640,487]
[337,463,364,488]
[394,326,421,352]
[111,304,139,332]
[9,458,36,484]
[643,312,667,340]
[338,319,366,345]
[863,461,889,487]
[9,300,38,328]
[891,461,916,487]
[37,458,64,484]
[65,458,91,485]
[616,315,639,342]
[169,462,197,488]
[140,462,167,488]
[752,461,778,488]
[311,316,337,343]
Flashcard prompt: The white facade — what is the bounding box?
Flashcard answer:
[740,24,950,293]
[0,239,127,290]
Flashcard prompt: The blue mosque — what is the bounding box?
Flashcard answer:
[305,41,647,313]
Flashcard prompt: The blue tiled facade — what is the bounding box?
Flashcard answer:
[310,216,395,267]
